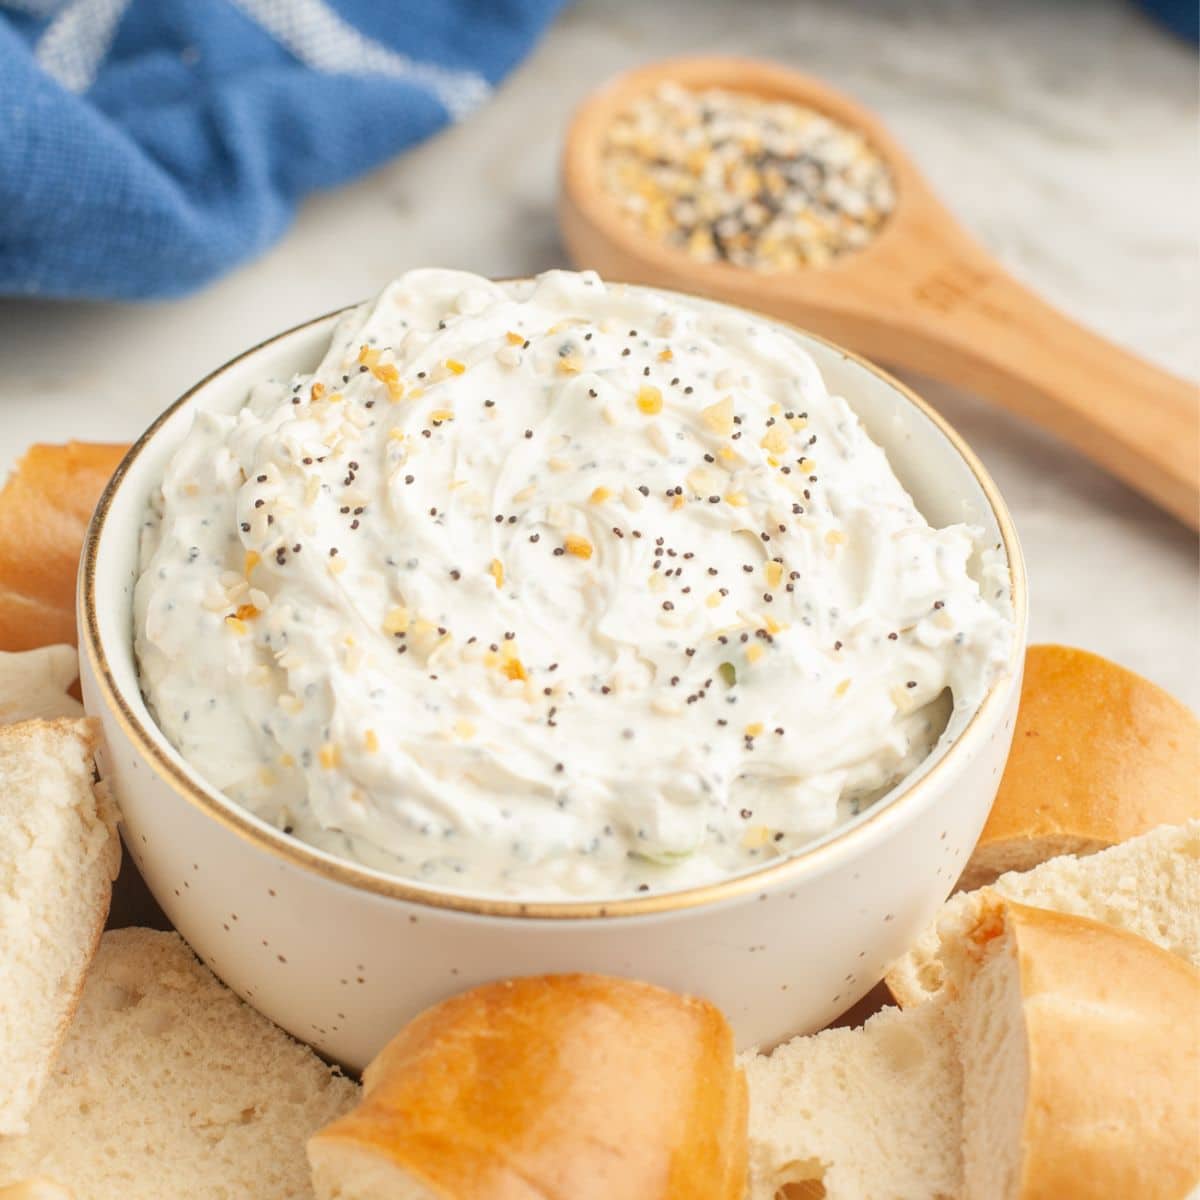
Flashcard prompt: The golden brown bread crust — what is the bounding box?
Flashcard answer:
[309,973,747,1199]
[1000,902,1200,1200]
[0,1180,75,1199]
[0,442,127,652]
[962,645,1200,890]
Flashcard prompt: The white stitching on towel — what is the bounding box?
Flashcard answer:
[34,0,129,93]
[231,0,492,120]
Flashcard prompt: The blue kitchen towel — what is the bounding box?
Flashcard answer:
[0,0,566,300]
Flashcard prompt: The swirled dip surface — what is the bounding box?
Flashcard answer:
[135,270,1012,898]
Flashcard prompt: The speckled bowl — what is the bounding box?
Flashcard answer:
[78,286,1027,1070]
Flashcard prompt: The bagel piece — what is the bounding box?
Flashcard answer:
[0,442,127,653]
[960,644,1199,891]
[743,1001,961,1200]
[308,973,747,1200]
[0,719,118,1135]
[747,892,1200,1200]
[959,899,1200,1200]
[0,929,358,1198]
[887,819,1199,1008]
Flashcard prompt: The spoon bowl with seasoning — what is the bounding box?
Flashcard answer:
[561,56,1199,528]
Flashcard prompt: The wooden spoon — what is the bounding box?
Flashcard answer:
[560,56,1199,529]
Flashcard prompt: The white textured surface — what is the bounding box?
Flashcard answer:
[0,0,1195,702]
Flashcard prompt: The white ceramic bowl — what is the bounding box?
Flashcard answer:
[79,287,1027,1070]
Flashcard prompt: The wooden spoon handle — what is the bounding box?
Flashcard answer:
[865,244,1199,528]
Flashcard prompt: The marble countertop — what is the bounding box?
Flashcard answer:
[1,0,1195,704]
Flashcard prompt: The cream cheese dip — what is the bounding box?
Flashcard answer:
[134,270,1013,899]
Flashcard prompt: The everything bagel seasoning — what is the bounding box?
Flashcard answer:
[601,83,895,271]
